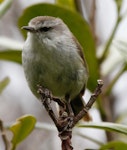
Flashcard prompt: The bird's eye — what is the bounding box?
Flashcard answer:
[39,27,51,32]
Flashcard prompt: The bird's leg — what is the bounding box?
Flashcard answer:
[52,97,65,110]
[58,95,74,148]
[65,102,74,128]
[59,95,74,132]
[65,95,74,118]
[51,97,67,118]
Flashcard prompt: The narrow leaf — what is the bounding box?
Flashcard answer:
[0,0,14,18]
[55,0,76,11]
[10,115,36,146]
[100,141,127,150]
[0,50,21,64]
[0,77,10,94]
[78,122,127,135]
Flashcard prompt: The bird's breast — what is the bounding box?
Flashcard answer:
[22,37,87,99]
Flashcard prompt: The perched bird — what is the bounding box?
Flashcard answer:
[22,16,90,120]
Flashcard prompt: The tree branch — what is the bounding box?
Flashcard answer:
[37,80,103,150]
[72,80,103,127]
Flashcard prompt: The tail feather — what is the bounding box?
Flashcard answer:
[71,95,92,121]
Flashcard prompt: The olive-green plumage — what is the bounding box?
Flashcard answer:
[22,16,90,119]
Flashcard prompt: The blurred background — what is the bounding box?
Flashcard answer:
[0,0,127,149]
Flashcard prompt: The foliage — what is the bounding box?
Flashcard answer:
[0,77,10,94]
[78,122,127,135]
[0,50,22,64]
[0,0,127,149]
[100,141,127,150]
[10,115,36,150]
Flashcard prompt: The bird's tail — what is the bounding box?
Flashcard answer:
[71,95,92,121]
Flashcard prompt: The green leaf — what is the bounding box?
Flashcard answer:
[10,115,36,147]
[55,0,76,11]
[0,50,21,64]
[100,141,127,150]
[78,122,127,135]
[0,77,10,94]
[0,0,4,4]
[18,3,98,91]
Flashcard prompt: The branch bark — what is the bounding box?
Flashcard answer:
[38,80,103,150]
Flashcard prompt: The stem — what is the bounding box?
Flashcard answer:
[97,97,107,120]
[37,80,103,150]
[37,87,60,129]
[89,0,98,45]
[11,144,16,150]
[0,120,10,150]
[59,130,73,150]
[104,64,127,95]
[38,86,73,149]
[98,65,127,141]
[74,0,83,15]
[99,16,122,63]
[72,80,103,126]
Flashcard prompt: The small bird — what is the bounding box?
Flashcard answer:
[22,16,90,120]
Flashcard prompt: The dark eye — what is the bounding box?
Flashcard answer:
[39,27,51,32]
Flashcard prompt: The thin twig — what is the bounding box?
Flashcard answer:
[38,86,73,150]
[72,80,103,127]
[99,16,121,63]
[37,87,60,129]
[104,64,127,95]
[0,119,9,150]
[89,0,98,45]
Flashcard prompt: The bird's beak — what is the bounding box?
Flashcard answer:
[21,26,35,32]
